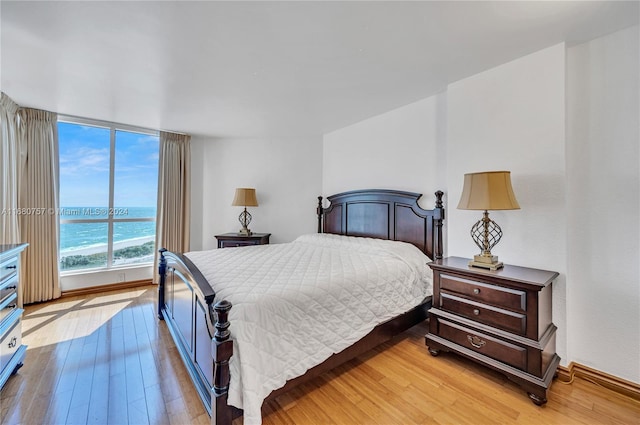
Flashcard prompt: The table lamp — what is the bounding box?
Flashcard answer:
[232,188,258,235]
[457,171,520,270]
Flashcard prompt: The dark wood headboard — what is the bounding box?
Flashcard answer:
[317,189,445,260]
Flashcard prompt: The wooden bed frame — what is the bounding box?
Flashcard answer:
[158,189,444,424]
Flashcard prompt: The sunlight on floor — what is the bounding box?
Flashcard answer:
[22,291,138,348]
[24,299,85,316]
[83,288,150,306]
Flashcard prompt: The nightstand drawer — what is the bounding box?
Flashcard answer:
[218,240,260,248]
[440,292,527,335]
[216,233,270,249]
[437,317,527,370]
[440,273,526,312]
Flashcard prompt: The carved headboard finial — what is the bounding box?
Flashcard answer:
[317,196,323,233]
[434,190,445,260]
[435,190,444,209]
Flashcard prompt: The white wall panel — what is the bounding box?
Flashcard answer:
[566,25,639,383]
[190,135,322,250]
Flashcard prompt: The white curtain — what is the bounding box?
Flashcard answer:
[154,131,191,283]
[18,107,61,303]
[0,93,21,244]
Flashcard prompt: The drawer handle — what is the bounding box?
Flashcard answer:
[473,288,480,295]
[5,285,17,290]
[467,335,486,349]
[5,265,17,270]
[7,304,17,309]
[8,336,17,348]
[473,309,480,316]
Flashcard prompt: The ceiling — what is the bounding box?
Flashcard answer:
[1,1,638,139]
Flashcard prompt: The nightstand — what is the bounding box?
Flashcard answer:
[215,233,270,248]
[426,256,560,405]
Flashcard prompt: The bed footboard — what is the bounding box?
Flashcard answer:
[158,249,234,425]
[211,300,233,424]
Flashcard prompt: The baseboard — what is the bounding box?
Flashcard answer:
[61,279,154,298]
[557,362,640,401]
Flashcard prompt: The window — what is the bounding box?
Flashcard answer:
[58,118,159,272]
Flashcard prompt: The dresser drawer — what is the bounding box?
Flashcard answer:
[0,257,18,283]
[0,292,19,325]
[437,317,527,370]
[440,292,527,335]
[0,319,22,372]
[440,273,526,312]
[0,275,18,305]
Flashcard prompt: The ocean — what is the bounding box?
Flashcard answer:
[60,206,156,252]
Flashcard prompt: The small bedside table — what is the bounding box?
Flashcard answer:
[425,256,560,405]
[215,233,270,248]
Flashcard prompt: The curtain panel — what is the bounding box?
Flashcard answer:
[18,107,61,303]
[154,131,191,283]
[0,93,21,245]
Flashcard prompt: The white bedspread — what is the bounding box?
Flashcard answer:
[185,233,433,424]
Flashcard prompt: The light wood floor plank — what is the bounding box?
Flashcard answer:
[0,286,637,425]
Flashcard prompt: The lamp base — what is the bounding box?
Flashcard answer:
[238,227,252,236]
[469,254,503,271]
[238,208,253,236]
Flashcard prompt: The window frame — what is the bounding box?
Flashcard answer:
[58,115,159,274]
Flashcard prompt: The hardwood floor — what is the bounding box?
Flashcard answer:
[1,286,638,424]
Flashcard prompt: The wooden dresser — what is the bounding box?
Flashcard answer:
[426,256,560,405]
[0,243,28,390]
[215,232,270,248]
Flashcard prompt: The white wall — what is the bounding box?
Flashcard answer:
[61,265,152,291]
[322,30,640,384]
[566,25,639,382]
[190,135,322,251]
[446,44,568,362]
[323,94,448,211]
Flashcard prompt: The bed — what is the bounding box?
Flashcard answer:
[157,189,445,424]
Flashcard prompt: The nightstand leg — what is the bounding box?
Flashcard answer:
[528,391,547,406]
[428,348,440,357]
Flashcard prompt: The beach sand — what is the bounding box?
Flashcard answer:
[60,236,155,257]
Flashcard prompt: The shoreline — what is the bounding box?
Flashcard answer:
[60,236,155,257]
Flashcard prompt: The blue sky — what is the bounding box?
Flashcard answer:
[58,122,159,207]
